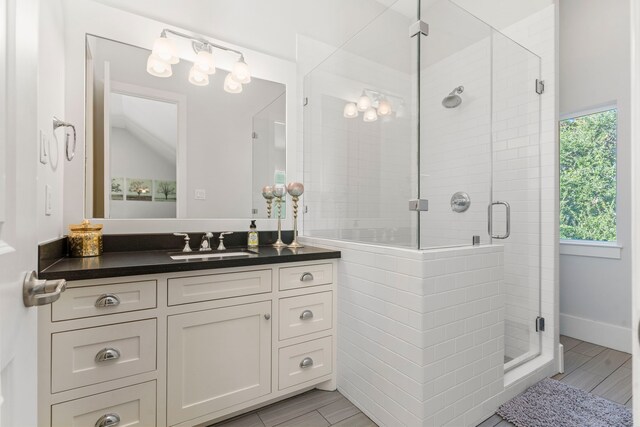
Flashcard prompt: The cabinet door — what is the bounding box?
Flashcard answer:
[167,301,272,425]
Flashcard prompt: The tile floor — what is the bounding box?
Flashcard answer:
[478,335,632,427]
[211,336,631,427]
[210,389,376,427]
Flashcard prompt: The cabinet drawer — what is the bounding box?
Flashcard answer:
[279,263,333,291]
[51,381,156,427]
[278,336,333,390]
[51,319,156,393]
[279,292,333,340]
[52,280,157,321]
[168,270,272,305]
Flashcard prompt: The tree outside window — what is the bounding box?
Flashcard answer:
[559,108,617,242]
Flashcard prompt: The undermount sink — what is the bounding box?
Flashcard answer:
[169,251,253,261]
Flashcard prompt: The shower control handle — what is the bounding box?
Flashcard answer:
[488,201,511,240]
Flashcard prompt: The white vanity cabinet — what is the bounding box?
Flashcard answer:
[37,259,337,427]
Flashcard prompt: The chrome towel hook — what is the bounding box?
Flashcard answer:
[53,116,77,161]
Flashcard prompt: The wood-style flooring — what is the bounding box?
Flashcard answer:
[211,336,631,427]
[210,389,376,427]
[478,335,632,427]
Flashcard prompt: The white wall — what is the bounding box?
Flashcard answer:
[559,0,632,352]
[37,0,66,242]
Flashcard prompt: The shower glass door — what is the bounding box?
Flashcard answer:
[492,30,542,369]
[418,1,542,370]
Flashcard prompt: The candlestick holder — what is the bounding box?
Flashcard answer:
[287,182,304,248]
[262,185,274,218]
[272,184,287,248]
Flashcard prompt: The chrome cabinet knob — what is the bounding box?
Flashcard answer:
[95,413,120,427]
[95,294,120,308]
[299,357,314,368]
[299,310,314,320]
[300,272,314,282]
[95,348,121,363]
[264,313,271,320]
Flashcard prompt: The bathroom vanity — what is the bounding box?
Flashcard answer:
[37,238,340,427]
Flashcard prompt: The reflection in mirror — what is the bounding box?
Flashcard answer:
[85,35,286,219]
[109,93,177,218]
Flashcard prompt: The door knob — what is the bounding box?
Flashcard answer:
[23,271,66,307]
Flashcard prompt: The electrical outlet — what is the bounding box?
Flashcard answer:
[194,189,206,200]
[39,130,49,165]
[45,184,52,215]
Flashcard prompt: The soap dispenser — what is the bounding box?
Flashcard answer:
[248,220,259,249]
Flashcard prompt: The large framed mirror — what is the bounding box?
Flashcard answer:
[85,34,287,220]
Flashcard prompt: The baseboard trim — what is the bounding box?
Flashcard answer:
[560,313,632,353]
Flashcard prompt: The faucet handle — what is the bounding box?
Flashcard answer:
[217,232,233,251]
[173,233,192,252]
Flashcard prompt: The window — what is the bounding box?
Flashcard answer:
[559,107,617,242]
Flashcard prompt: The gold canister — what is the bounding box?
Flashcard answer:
[68,219,103,257]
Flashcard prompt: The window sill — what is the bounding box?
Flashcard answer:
[559,240,622,259]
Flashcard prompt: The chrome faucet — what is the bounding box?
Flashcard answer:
[200,232,213,251]
[217,232,233,250]
[173,233,192,252]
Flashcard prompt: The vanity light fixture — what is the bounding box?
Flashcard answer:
[343,102,358,118]
[377,98,392,116]
[188,65,209,86]
[344,89,402,122]
[231,56,251,84]
[147,29,251,91]
[363,107,378,122]
[224,73,243,93]
[356,92,372,111]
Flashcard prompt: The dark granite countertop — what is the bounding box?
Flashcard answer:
[39,245,341,281]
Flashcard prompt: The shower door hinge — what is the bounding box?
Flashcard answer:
[535,79,545,95]
[409,20,429,38]
[409,199,429,212]
[536,316,545,332]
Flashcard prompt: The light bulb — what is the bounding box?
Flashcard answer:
[151,36,179,64]
[146,54,172,77]
[363,107,378,122]
[377,99,392,116]
[231,58,251,84]
[343,102,358,118]
[357,94,371,111]
[224,73,243,93]
[194,50,216,74]
[188,65,209,86]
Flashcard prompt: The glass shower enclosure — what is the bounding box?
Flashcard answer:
[302,0,542,369]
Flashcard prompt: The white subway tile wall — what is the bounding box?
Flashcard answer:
[302,238,505,426]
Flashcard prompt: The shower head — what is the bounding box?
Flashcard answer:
[442,86,464,109]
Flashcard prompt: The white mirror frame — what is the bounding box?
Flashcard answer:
[63,0,298,234]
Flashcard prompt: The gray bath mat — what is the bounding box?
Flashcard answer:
[497,378,632,427]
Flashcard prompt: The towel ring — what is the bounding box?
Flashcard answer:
[53,116,77,161]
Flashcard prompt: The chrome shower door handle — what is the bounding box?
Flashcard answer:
[488,201,511,239]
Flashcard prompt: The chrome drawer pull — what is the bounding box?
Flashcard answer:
[95,348,121,363]
[299,357,314,368]
[95,413,120,427]
[300,272,314,282]
[95,294,120,308]
[299,310,314,320]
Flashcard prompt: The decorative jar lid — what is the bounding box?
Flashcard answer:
[69,219,103,232]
